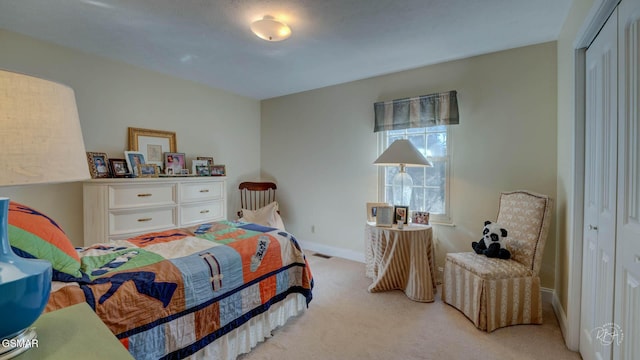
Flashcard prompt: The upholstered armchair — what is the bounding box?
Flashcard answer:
[442,190,553,332]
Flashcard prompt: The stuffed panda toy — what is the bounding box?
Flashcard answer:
[472,220,511,259]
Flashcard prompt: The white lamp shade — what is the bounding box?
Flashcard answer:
[251,15,291,42]
[374,139,432,167]
[0,70,90,186]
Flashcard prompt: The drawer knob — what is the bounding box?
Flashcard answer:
[199,189,209,193]
[137,218,152,222]
[137,193,152,197]
[200,210,210,214]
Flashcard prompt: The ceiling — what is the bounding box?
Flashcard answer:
[0,0,572,100]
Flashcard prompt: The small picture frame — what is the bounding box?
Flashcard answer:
[196,156,214,166]
[192,159,210,176]
[164,152,186,175]
[87,152,110,178]
[366,202,389,222]
[393,206,409,224]
[375,206,394,227]
[137,164,159,177]
[210,164,226,176]
[124,151,145,177]
[412,211,430,225]
[180,169,190,175]
[109,158,130,178]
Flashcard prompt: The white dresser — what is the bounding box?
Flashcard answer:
[83,177,227,246]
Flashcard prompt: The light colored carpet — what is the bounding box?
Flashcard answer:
[239,253,581,360]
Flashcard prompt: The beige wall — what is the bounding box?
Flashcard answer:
[261,42,558,287]
[0,30,262,246]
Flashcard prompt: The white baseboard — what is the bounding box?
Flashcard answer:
[542,287,571,348]
[551,291,570,348]
[300,240,364,263]
[541,286,554,304]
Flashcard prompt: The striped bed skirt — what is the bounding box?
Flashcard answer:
[442,252,543,332]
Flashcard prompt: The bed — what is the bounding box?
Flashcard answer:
[8,201,313,360]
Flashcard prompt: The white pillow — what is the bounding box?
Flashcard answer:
[240,201,285,230]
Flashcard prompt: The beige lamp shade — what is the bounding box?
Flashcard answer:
[0,69,90,186]
[373,139,432,167]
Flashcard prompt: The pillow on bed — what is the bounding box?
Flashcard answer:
[8,201,83,280]
[240,201,285,230]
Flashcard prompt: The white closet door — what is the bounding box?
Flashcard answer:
[581,8,618,360]
[614,1,640,359]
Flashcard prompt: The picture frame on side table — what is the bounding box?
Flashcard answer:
[108,158,130,178]
[375,205,394,227]
[137,164,159,177]
[393,206,409,224]
[366,202,389,222]
[128,127,176,168]
[210,164,226,176]
[124,151,145,177]
[164,152,186,175]
[412,211,430,225]
[87,152,110,178]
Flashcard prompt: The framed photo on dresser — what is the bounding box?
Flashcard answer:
[192,159,210,176]
[164,152,185,175]
[109,158,130,178]
[137,164,159,177]
[128,127,176,168]
[87,152,110,178]
[196,156,214,166]
[210,165,226,176]
[124,151,145,177]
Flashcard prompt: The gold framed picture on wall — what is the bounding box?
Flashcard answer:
[128,127,176,168]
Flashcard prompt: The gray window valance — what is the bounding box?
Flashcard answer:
[374,90,459,132]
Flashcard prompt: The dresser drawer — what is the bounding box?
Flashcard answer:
[109,207,177,235]
[109,184,176,209]
[181,181,224,203]
[180,200,224,226]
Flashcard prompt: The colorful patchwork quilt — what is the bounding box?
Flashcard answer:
[46,220,313,359]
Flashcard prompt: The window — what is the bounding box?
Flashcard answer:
[377,125,451,223]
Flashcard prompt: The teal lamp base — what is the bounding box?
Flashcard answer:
[0,198,52,356]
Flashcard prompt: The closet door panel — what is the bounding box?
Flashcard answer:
[615,1,640,359]
[581,8,618,360]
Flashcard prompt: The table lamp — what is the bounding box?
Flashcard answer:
[0,69,89,358]
[373,139,432,206]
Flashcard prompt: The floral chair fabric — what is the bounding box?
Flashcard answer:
[442,190,552,332]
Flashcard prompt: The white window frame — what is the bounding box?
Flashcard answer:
[376,126,452,224]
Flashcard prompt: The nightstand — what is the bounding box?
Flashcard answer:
[16,303,133,359]
[364,222,436,302]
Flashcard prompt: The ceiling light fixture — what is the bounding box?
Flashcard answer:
[250,15,291,42]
